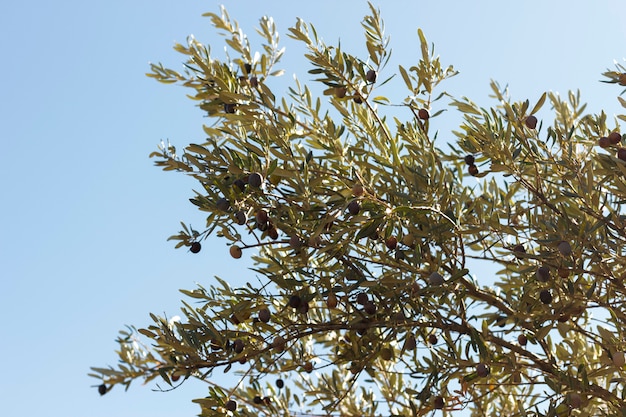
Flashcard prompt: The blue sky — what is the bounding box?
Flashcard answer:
[1,1,625,416]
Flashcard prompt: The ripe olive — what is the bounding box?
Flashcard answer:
[366,69,377,83]
[288,294,302,309]
[258,308,271,323]
[272,336,286,351]
[525,115,537,129]
[557,241,572,257]
[476,363,490,377]
[356,292,369,305]
[234,210,247,225]
[225,400,237,411]
[433,395,444,409]
[248,172,263,188]
[518,334,528,346]
[224,103,237,114]
[512,244,526,258]
[233,178,246,192]
[403,335,417,351]
[598,136,611,148]
[229,245,243,259]
[190,242,201,254]
[298,301,310,314]
[385,236,398,250]
[233,339,244,353]
[347,200,361,215]
[255,209,269,224]
[363,300,376,315]
[536,265,550,282]
[216,197,230,212]
[267,225,279,240]
[392,311,405,321]
[539,289,552,305]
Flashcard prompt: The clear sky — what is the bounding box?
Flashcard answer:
[1,1,625,416]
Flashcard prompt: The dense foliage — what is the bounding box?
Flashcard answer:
[91,4,626,416]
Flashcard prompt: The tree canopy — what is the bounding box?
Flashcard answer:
[91,4,626,416]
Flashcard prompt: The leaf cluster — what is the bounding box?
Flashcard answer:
[92,4,626,417]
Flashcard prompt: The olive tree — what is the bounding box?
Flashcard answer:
[91,4,626,416]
